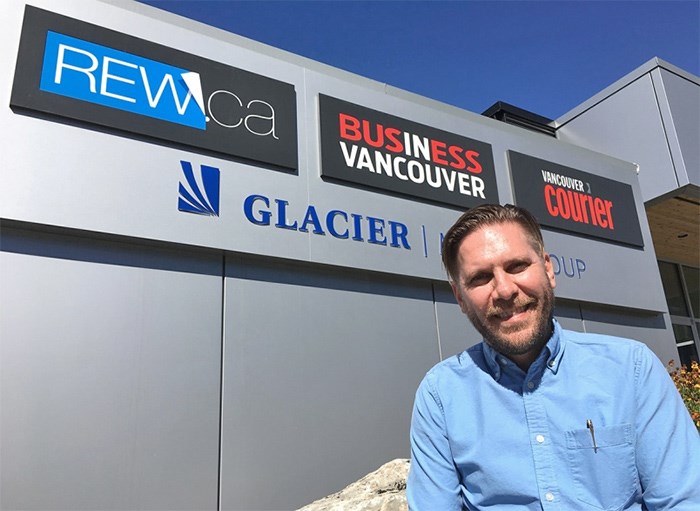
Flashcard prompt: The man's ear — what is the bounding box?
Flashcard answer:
[543,252,557,290]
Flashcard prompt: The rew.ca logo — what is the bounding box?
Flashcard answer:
[40,31,206,130]
[178,161,220,216]
[11,6,298,170]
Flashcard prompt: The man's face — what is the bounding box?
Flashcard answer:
[450,222,556,366]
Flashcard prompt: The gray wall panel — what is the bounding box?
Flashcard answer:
[552,299,585,331]
[657,69,700,186]
[220,255,438,510]
[579,304,677,366]
[433,281,482,360]
[0,228,222,511]
[556,75,678,201]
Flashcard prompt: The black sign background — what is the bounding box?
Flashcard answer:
[319,95,498,208]
[509,151,644,247]
[11,6,298,170]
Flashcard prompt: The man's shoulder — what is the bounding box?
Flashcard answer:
[423,343,487,383]
[560,327,648,357]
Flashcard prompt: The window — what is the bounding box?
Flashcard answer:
[659,261,700,367]
[658,262,689,316]
[683,266,699,318]
[672,324,699,368]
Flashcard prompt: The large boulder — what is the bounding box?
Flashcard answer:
[297,459,409,511]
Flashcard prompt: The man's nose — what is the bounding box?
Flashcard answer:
[492,271,518,300]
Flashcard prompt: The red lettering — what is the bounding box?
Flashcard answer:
[568,190,583,222]
[605,200,614,229]
[431,140,448,165]
[544,184,557,216]
[448,145,466,170]
[556,187,570,219]
[594,198,607,228]
[385,127,403,153]
[579,194,590,224]
[339,113,361,141]
[545,185,615,231]
[362,120,384,148]
[465,150,482,174]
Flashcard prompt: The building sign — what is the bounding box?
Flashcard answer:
[509,151,644,247]
[319,94,498,208]
[242,193,412,250]
[10,6,298,170]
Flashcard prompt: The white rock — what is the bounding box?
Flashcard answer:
[297,459,409,511]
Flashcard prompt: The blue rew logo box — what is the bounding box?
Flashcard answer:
[11,6,298,171]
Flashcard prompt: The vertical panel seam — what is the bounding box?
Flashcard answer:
[217,253,226,511]
[432,282,443,361]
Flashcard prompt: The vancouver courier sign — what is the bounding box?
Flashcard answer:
[509,151,644,247]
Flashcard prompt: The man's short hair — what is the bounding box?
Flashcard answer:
[442,204,545,282]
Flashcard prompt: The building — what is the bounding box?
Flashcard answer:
[1,1,696,510]
[554,58,700,366]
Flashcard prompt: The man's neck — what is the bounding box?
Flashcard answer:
[508,351,541,372]
[503,322,555,372]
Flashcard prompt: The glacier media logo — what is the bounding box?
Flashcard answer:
[178,161,220,216]
[11,6,298,170]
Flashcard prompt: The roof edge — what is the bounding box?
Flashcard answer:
[555,57,700,128]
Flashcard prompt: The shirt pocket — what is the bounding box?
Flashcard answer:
[565,423,639,510]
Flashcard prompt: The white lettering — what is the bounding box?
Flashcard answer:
[207,90,243,128]
[100,56,137,103]
[340,141,358,167]
[244,99,278,139]
[357,147,374,172]
[140,67,193,114]
[54,44,98,91]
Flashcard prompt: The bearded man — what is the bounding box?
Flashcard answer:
[407,204,700,510]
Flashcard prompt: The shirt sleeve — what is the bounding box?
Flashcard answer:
[407,373,463,511]
[634,344,700,509]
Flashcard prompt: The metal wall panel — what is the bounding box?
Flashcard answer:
[556,74,678,202]
[656,68,700,187]
[433,281,482,360]
[0,227,223,510]
[219,255,438,510]
[579,304,677,367]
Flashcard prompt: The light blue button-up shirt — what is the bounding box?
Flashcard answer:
[408,320,700,510]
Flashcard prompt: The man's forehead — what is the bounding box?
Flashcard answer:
[457,222,539,262]
[460,221,529,244]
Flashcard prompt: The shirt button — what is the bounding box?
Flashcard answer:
[527,381,535,389]
[536,434,545,444]
[545,492,555,502]
[548,360,556,368]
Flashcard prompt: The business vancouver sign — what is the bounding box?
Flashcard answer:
[11,6,298,170]
[319,95,498,208]
[509,151,644,247]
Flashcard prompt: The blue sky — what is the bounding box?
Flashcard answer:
[138,0,699,120]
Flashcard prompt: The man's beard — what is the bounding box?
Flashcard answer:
[466,287,555,358]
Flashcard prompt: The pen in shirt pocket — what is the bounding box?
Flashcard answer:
[586,419,598,453]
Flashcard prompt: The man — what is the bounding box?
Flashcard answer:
[407,204,700,510]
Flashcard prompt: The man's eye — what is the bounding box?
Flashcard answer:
[508,262,529,273]
[469,275,490,287]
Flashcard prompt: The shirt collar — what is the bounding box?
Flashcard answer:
[481,319,564,380]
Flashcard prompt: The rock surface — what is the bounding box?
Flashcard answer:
[297,459,409,511]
